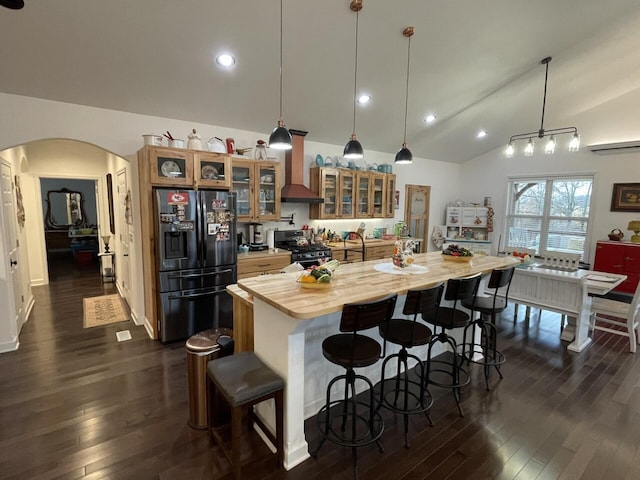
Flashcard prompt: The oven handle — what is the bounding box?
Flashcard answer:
[168,289,226,300]
[167,269,233,279]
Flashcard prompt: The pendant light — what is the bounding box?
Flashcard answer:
[504,56,579,158]
[395,26,415,164]
[268,0,292,150]
[343,0,364,159]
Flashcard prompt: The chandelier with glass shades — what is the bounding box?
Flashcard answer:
[505,56,580,158]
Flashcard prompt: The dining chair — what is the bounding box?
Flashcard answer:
[590,281,640,353]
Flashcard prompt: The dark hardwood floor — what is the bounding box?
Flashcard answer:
[2,265,640,479]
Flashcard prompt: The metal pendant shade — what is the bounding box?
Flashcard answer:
[0,0,24,9]
[269,122,292,150]
[395,26,414,165]
[268,0,292,150]
[344,136,364,159]
[395,144,413,164]
[343,0,364,159]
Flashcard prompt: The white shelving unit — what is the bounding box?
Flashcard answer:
[444,206,492,255]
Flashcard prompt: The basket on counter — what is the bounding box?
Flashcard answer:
[442,254,473,263]
[608,229,624,241]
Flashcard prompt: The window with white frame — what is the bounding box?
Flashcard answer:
[504,175,593,260]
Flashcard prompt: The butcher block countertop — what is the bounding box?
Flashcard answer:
[237,252,519,320]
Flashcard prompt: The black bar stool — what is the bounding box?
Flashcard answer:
[423,274,480,417]
[312,293,398,479]
[206,352,284,480]
[377,283,444,447]
[460,266,516,390]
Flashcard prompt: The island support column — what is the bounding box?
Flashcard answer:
[252,298,312,470]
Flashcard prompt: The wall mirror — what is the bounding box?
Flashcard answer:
[45,188,89,230]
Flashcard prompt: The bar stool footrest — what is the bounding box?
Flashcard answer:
[374,378,433,415]
[315,399,384,448]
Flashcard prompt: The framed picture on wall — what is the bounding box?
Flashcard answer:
[611,183,640,212]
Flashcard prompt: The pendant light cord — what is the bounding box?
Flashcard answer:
[278,0,284,122]
[402,33,411,144]
[539,57,550,135]
[351,9,359,136]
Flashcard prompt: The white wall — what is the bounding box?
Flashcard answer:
[460,146,640,264]
[0,92,458,345]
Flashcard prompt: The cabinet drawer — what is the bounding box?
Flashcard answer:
[237,255,291,277]
[366,245,393,260]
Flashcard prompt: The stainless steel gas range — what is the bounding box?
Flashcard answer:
[273,230,332,268]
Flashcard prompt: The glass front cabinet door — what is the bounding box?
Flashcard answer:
[149,147,193,186]
[256,162,280,221]
[371,172,385,218]
[319,168,339,218]
[195,153,231,189]
[231,161,254,221]
[356,172,371,217]
[385,174,396,218]
[339,170,355,218]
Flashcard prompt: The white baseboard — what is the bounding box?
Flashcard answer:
[0,336,19,354]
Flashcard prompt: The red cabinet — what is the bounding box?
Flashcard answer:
[594,241,640,294]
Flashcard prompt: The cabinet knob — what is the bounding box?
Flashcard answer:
[10,259,18,267]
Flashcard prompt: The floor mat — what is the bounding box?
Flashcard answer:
[83,294,129,328]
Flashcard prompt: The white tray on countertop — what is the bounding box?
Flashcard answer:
[373,262,429,275]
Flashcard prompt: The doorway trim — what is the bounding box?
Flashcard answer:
[36,174,102,285]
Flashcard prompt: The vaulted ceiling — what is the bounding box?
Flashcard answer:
[2,0,640,163]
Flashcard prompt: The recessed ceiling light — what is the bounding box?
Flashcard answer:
[424,114,437,124]
[477,130,488,139]
[357,94,371,104]
[216,54,236,68]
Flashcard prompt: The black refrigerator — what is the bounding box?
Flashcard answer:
[154,188,236,343]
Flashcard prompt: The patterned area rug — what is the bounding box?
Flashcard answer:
[83,294,129,328]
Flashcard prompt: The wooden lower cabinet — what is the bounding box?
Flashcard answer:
[366,244,394,260]
[237,251,292,279]
[330,241,394,263]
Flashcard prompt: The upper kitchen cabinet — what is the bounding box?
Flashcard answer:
[231,160,281,222]
[142,145,231,189]
[309,167,395,219]
[309,167,355,219]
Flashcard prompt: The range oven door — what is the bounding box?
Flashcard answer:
[158,285,233,343]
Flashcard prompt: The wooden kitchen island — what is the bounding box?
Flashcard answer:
[237,252,518,469]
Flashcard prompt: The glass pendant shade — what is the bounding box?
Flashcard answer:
[544,135,556,154]
[343,135,363,159]
[568,133,580,152]
[268,121,292,150]
[505,142,515,158]
[524,138,534,156]
[395,144,413,164]
[504,57,580,157]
